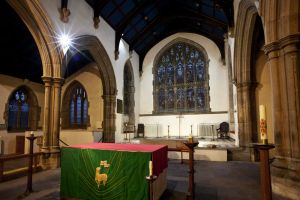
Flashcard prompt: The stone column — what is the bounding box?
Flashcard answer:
[51,77,64,152]
[236,82,257,148]
[264,35,300,198]
[224,36,235,130]
[128,84,135,125]
[41,76,52,153]
[103,94,116,142]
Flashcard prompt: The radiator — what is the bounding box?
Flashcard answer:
[144,124,161,137]
[197,124,218,138]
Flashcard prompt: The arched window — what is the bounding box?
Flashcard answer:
[62,81,89,129]
[8,87,30,131]
[154,41,210,113]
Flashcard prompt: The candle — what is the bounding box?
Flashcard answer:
[30,131,34,137]
[188,134,193,143]
[259,105,267,143]
[149,160,153,176]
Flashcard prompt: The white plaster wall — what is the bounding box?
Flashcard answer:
[0,75,45,154]
[139,114,228,138]
[40,0,140,142]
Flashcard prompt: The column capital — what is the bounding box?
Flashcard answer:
[53,77,64,86]
[236,81,258,89]
[263,34,300,55]
[42,76,52,86]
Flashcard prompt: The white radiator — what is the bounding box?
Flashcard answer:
[144,124,161,138]
[197,123,218,138]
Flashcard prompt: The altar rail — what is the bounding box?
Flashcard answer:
[197,123,219,138]
[0,152,43,182]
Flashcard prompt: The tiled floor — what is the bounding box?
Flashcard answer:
[0,159,288,200]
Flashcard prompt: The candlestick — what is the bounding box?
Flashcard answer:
[188,134,193,143]
[149,160,153,176]
[259,105,268,144]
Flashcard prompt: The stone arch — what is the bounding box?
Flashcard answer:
[7,0,63,78]
[153,37,209,68]
[123,59,135,125]
[4,85,40,131]
[64,35,117,142]
[7,0,64,157]
[233,0,263,148]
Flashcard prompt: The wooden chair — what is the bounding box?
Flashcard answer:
[216,122,229,139]
[137,124,144,138]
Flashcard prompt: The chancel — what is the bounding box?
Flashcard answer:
[0,0,299,200]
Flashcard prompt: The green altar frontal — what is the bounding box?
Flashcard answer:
[60,143,167,200]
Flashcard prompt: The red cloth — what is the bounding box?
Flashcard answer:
[68,143,168,176]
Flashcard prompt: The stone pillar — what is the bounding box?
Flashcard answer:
[128,84,135,125]
[103,94,116,142]
[236,82,258,147]
[264,35,300,199]
[51,77,64,152]
[224,36,235,130]
[41,76,52,153]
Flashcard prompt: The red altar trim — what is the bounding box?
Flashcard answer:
[68,143,168,176]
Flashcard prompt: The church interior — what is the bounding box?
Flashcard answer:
[0,0,299,199]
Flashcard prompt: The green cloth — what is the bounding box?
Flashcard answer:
[61,147,151,200]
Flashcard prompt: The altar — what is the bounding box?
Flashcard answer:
[60,143,168,200]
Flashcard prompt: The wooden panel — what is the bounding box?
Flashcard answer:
[15,136,25,154]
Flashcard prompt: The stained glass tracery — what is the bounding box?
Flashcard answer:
[154,42,210,113]
[69,84,88,128]
[8,88,29,131]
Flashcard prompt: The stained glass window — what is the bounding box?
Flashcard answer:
[154,41,210,113]
[8,88,29,131]
[69,84,88,128]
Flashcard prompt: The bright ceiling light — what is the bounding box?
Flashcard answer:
[59,34,71,47]
[52,24,77,55]
[58,33,72,54]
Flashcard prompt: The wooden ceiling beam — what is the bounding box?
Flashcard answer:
[114,0,153,59]
[85,0,110,28]
[130,14,225,50]
[129,15,162,49]
[60,0,70,23]
[116,0,153,34]
[177,7,227,29]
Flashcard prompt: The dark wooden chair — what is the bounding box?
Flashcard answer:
[137,124,144,138]
[217,122,229,139]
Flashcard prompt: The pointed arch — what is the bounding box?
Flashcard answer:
[123,59,135,125]
[7,0,63,78]
[61,81,89,129]
[233,0,262,148]
[153,37,210,114]
[64,35,117,142]
[4,85,40,132]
